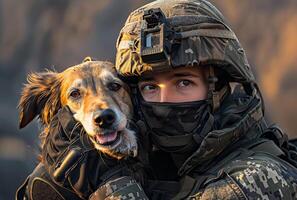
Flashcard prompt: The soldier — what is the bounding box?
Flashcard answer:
[114,0,297,199]
[17,0,297,199]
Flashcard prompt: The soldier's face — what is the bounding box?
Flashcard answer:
[138,66,208,102]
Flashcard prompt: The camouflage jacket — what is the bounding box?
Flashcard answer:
[147,95,297,200]
[182,142,297,200]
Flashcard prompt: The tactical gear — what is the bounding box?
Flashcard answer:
[115,0,263,112]
[116,0,254,84]
[178,90,265,176]
[115,0,263,155]
[16,163,82,200]
[114,0,297,199]
[176,127,297,200]
[89,176,148,200]
[144,92,297,200]
[139,97,213,156]
[170,139,297,200]
[42,106,104,198]
[16,164,149,200]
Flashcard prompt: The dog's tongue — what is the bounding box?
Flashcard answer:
[96,132,117,144]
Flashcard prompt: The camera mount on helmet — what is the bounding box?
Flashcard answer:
[140,8,171,65]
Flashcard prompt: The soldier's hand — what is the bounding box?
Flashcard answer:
[42,106,93,181]
[42,106,119,199]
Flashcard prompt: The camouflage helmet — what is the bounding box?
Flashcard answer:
[115,0,255,84]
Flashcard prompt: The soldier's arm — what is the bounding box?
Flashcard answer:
[89,176,149,200]
[189,177,246,200]
[190,156,297,200]
[227,156,297,200]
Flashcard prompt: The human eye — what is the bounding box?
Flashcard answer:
[140,83,157,93]
[177,79,194,88]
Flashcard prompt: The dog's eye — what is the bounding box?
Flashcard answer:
[69,89,81,99]
[107,82,122,92]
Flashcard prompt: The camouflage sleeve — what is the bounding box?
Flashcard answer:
[189,155,297,200]
[89,176,149,200]
[188,177,246,200]
[228,156,297,200]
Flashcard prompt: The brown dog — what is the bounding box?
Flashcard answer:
[18,60,137,159]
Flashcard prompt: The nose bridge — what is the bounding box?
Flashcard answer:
[85,75,98,95]
[84,92,110,114]
[92,95,109,110]
[159,83,169,102]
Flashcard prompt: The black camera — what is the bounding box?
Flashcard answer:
[140,8,169,64]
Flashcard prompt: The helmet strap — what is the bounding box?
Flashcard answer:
[129,83,143,119]
[207,66,229,112]
[208,66,219,112]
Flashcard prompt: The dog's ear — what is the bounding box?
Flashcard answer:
[18,71,62,128]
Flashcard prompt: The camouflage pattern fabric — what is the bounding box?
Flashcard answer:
[113,0,297,199]
[139,98,213,153]
[89,176,148,200]
[175,94,297,199]
[143,93,297,200]
[188,154,297,200]
[116,0,254,83]
[140,99,209,135]
[177,95,264,176]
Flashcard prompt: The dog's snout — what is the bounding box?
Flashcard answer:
[94,109,116,128]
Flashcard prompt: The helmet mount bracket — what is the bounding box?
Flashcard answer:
[140,8,171,65]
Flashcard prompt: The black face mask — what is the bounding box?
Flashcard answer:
[138,97,214,153]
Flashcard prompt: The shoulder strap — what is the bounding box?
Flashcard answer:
[249,139,285,157]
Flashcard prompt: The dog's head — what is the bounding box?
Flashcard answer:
[18,61,137,159]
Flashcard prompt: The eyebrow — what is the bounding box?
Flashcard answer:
[140,72,201,82]
[172,72,201,78]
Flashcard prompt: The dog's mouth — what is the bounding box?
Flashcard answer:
[95,131,119,145]
[92,130,122,148]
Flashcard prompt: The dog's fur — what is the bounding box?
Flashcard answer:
[18,60,137,159]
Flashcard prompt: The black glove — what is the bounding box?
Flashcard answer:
[42,106,121,199]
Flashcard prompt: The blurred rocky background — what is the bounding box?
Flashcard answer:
[0,0,296,199]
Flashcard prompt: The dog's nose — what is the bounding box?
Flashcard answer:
[93,109,116,128]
